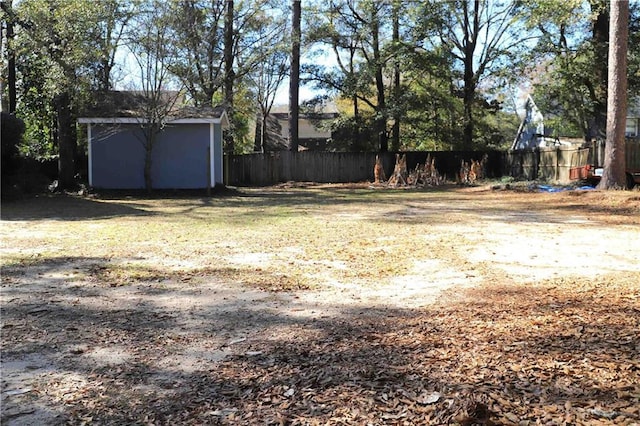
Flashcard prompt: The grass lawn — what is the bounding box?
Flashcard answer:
[1,184,639,425]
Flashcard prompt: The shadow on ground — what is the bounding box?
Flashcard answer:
[2,255,638,425]
[0,194,154,221]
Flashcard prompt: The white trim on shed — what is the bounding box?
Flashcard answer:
[87,124,93,186]
[78,114,229,127]
[210,122,215,188]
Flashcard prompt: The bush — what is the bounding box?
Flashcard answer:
[1,113,56,199]
[1,112,25,175]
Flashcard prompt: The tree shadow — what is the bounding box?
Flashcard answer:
[0,194,154,221]
[3,259,638,424]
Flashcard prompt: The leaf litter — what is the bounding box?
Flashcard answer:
[1,185,639,425]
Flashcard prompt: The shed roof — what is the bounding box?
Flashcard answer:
[78,91,229,127]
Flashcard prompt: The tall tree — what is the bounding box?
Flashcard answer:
[224,0,236,152]
[15,0,110,189]
[235,0,292,152]
[521,1,639,143]
[288,0,301,152]
[598,0,628,189]
[390,0,400,151]
[9,0,132,186]
[588,0,609,141]
[401,45,464,150]
[94,1,134,92]
[419,0,528,150]
[168,0,284,153]
[168,0,226,107]
[127,0,184,191]
[368,0,387,151]
[305,0,366,149]
[248,17,289,153]
[1,0,17,113]
[305,0,392,152]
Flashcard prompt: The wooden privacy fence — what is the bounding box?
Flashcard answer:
[628,138,640,170]
[225,150,503,186]
[504,146,591,182]
[224,142,638,187]
[580,138,640,172]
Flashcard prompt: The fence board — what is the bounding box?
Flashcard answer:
[627,138,640,170]
[224,147,594,187]
[226,151,503,186]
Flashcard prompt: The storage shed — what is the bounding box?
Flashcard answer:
[78,92,228,190]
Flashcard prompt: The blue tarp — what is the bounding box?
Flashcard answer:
[536,184,596,193]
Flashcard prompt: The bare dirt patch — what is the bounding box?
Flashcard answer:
[1,185,639,424]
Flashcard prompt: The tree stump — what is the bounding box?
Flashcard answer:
[388,153,408,187]
[374,155,386,183]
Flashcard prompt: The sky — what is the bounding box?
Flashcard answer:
[273,80,317,106]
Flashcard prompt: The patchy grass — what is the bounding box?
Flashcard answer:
[1,184,639,425]
[5,186,637,291]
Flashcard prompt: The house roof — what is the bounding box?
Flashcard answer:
[78,91,229,127]
[270,102,339,119]
[270,112,339,120]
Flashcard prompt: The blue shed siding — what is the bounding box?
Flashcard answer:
[92,124,146,189]
[91,123,218,189]
[151,124,209,189]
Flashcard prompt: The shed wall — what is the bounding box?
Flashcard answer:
[91,123,215,189]
[92,124,145,189]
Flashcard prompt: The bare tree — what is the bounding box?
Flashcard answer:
[95,1,134,92]
[304,0,391,152]
[248,18,288,153]
[223,0,235,152]
[128,0,183,192]
[597,0,628,189]
[422,0,531,150]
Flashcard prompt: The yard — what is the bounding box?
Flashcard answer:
[1,184,639,425]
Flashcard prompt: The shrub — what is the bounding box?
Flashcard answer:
[1,112,25,175]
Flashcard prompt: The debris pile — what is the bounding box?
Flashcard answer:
[407,153,444,187]
[387,154,408,187]
[379,153,444,188]
[373,155,386,183]
[459,154,488,185]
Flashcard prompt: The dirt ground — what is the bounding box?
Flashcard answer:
[1,184,639,425]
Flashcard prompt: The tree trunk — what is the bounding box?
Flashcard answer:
[1,0,17,113]
[54,91,76,190]
[349,47,361,150]
[589,1,609,141]
[391,0,400,151]
[371,7,387,152]
[223,0,235,153]
[353,94,360,150]
[597,0,628,189]
[462,75,475,150]
[144,144,153,192]
[143,126,160,192]
[288,0,301,152]
[461,0,479,151]
[261,113,268,153]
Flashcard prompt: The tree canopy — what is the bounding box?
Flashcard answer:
[1,0,637,183]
